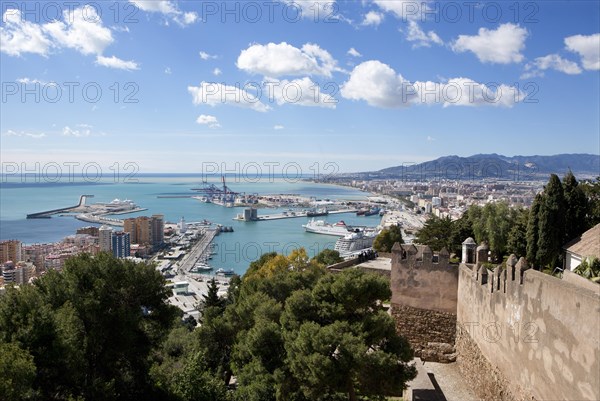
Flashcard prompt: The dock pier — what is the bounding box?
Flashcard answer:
[26,195,94,218]
[233,209,358,222]
[179,229,219,274]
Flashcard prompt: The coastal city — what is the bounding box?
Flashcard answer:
[1,0,599,400]
[0,171,581,321]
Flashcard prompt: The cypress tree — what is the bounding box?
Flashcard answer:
[563,171,589,242]
[526,193,542,267]
[507,208,529,258]
[537,174,566,269]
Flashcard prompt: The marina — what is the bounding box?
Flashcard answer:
[233,208,359,221]
[177,228,219,274]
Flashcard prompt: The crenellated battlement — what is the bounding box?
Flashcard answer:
[457,251,600,401]
[392,242,451,270]
[390,242,459,362]
[390,236,600,400]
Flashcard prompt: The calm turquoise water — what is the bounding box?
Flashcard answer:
[0,177,380,274]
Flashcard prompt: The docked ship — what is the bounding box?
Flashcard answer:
[364,207,381,216]
[193,262,213,272]
[334,229,379,256]
[216,268,235,276]
[306,208,329,217]
[302,219,352,236]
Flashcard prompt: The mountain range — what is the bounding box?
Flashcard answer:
[357,153,600,181]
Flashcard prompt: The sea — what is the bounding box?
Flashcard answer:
[0,175,381,275]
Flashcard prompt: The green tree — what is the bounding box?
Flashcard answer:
[244,252,278,278]
[312,249,344,266]
[563,171,589,241]
[537,174,566,268]
[467,205,484,243]
[201,259,415,401]
[0,341,37,400]
[415,217,452,252]
[280,269,415,401]
[169,352,229,401]
[373,224,404,253]
[506,208,529,258]
[201,278,225,313]
[526,193,542,266]
[0,252,179,401]
[580,177,600,227]
[448,214,474,256]
[149,323,198,398]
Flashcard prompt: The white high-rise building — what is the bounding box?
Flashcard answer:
[99,226,113,253]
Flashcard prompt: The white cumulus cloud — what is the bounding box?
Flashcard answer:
[348,47,362,57]
[1,7,139,70]
[264,77,337,109]
[0,9,54,56]
[213,68,222,76]
[16,77,48,85]
[452,23,528,64]
[361,11,384,26]
[129,1,198,26]
[199,51,218,60]
[188,82,270,112]
[341,60,523,108]
[3,129,46,139]
[63,124,93,137]
[521,54,582,79]
[196,114,221,128]
[43,6,113,56]
[565,33,600,71]
[405,20,443,48]
[96,55,140,70]
[237,42,340,78]
[372,0,428,20]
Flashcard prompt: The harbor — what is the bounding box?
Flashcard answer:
[233,208,359,221]
[14,180,396,273]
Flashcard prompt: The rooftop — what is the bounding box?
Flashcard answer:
[564,223,600,259]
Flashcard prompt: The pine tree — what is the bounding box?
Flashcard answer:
[537,174,566,269]
[563,171,589,242]
[526,193,542,267]
[202,278,224,310]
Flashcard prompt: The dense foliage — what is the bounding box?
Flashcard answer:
[0,253,179,401]
[574,257,600,282]
[415,172,596,268]
[373,224,404,252]
[1,249,416,401]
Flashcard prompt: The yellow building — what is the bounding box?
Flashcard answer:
[0,240,22,263]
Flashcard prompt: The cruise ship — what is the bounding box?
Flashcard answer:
[302,219,352,236]
[334,230,379,256]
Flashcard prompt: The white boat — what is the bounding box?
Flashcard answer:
[334,229,379,255]
[194,262,213,271]
[302,219,352,236]
[216,268,235,276]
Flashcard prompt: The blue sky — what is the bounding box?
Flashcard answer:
[1,0,599,174]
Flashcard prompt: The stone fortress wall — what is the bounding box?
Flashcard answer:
[391,239,600,400]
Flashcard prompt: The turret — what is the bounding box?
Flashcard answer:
[476,242,489,266]
[462,237,476,264]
